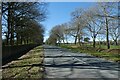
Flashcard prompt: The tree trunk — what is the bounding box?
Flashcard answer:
[10,28,14,45]
[6,3,11,45]
[74,36,77,45]
[24,39,26,44]
[27,38,29,44]
[9,3,15,46]
[75,25,80,45]
[114,40,118,45]
[16,35,19,45]
[78,35,81,46]
[66,36,69,44]
[106,17,110,49]
[93,37,96,48]
[20,37,23,44]
[62,37,65,44]
[6,35,9,45]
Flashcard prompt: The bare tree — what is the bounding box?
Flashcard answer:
[48,25,65,45]
[70,8,85,45]
[96,2,118,49]
[62,23,71,44]
[66,22,78,44]
[109,19,119,45]
[84,7,104,48]
[46,34,57,45]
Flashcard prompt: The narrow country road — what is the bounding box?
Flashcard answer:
[43,45,119,79]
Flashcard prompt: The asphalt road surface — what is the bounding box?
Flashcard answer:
[43,45,119,79]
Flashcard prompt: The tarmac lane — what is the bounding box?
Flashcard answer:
[43,45,119,79]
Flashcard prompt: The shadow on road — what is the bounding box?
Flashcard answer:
[43,46,119,72]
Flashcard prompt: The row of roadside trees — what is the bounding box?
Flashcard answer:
[2,2,48,46]
[46,2,120,49]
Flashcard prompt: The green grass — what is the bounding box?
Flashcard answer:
[60,44,120,62]
[84,44,120,49]
[2,46,44,78]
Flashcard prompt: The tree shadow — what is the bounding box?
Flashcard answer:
[2,45,38,66]
[43,61,119,79]
[2,49,31,66]
[2,63,44,78]
[2,47,44,78]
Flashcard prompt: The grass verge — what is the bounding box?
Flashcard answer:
[2,46,44,79]
[60,45,120,62]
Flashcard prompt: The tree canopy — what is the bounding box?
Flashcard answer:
[2,2,48,45]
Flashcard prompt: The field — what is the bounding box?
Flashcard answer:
[60,44,120,62]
